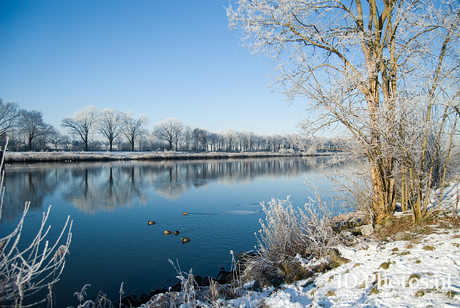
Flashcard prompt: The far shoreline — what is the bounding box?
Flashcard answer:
[3,150,332,164]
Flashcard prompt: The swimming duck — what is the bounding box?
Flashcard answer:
[164,230,172,235]
[181,237,191,243]
[174,231,180,236]
[147,221,155,225]
[183,212,188,215]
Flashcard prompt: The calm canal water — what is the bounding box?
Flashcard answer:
[0,157,346,307]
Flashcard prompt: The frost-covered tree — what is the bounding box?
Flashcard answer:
[17,109,49,151]
[122,113,149,151]
[228,0,460,222]
[224,128,236,152]
[237,130,248,152]
[48,126,65,150]
[181,125,193,151]
[153,118,184,151]
[192,127,209,151]
[35,124,54,150]
[0,99,19,136]
[61,106,100,151]
[98,108,124,151]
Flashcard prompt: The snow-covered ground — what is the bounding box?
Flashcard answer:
[141,180,460,308]
[3,150,312,163]
[259,228,460,307]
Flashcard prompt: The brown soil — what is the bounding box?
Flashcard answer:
[375,210,459,241]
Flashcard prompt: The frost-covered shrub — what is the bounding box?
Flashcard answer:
[257,197,305,260]
[0,141,72,307]
[257,196,338,260]
[242,196,338,284]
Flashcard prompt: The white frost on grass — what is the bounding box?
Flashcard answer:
[4,150,306,163]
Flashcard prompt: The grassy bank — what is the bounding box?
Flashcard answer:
[3,151,322,164]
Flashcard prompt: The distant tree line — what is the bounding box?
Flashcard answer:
[0,101,344,153]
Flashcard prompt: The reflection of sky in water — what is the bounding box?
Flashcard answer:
[0,157,352,307]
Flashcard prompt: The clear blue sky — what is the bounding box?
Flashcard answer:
[0,0,306,135]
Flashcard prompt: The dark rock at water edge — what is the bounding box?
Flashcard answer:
[139,293,152,304]
[237,250,257,261]
[170,281,182,292]
[151,288,168,296]
[115,289,167,308]
[117,294,142,307]
[194,274,203,286]
[332,211,369,232]
[199,275,216,287]
[236,250,257,271]
[217,270,233,284]
[114,250,258,306]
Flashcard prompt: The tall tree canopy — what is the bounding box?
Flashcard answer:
[122,113,149,151]
[61,106,100,151]
[228,0,460,222]
[0,99,18,137]
[17,109,48,151]
[153,118,184,151]
[98,108,124,151]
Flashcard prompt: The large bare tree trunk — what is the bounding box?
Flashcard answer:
[228,0,460,223]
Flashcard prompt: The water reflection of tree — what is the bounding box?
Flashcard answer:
[138,157,323,199]
[63,158,322,202]
[61,164,149,214]
[1,166,64,222]
[2,157,336,216]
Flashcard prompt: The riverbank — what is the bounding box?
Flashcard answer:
[136,180,460,307]
[3,150,325,164]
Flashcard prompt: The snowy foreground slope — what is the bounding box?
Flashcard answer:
[154,228,458,308]
[136,182,460,307]
[260,228,460,308]
[158,181,460,307]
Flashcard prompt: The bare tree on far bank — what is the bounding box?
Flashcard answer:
[61,106,100,151]
[0,99,19,137]
[1,99,337,153]
[154,117,184,151]
[48,127,65,150]
[17,109,49,151]
[122,113,149,151]
[98,108,124,152]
